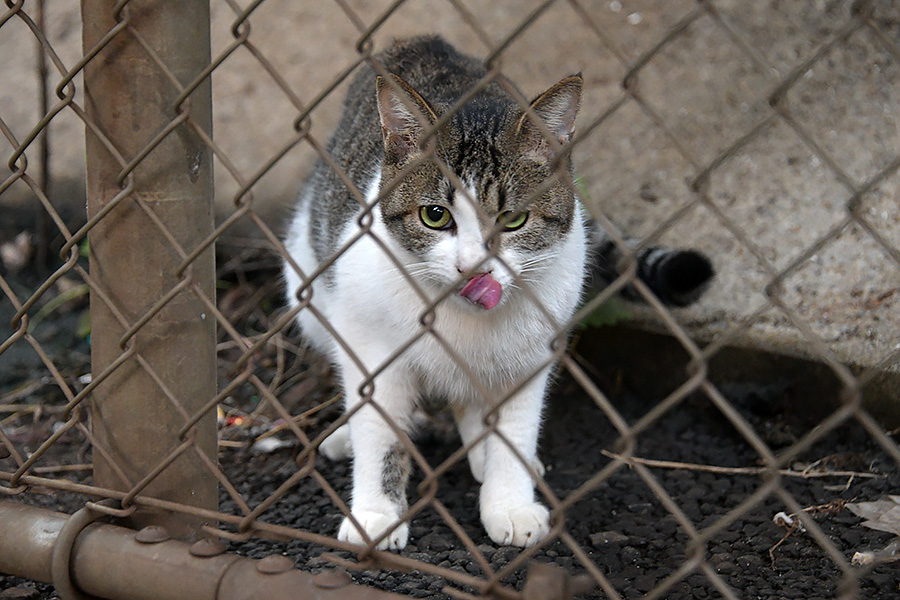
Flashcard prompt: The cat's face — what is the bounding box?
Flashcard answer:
[374,74,582,310]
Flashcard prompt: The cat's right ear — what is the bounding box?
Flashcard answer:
[376,74,438,165]
[514,74,583,163]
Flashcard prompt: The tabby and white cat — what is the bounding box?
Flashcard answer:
[283,36,712,550]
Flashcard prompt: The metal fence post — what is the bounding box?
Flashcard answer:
[82,0,217,538]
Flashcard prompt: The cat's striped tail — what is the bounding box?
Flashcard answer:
[588,223,715,308]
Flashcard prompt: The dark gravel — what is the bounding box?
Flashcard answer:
[3,366,899,599]
[1,261,899,599]
[205,372,900,599]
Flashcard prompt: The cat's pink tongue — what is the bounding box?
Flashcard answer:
[460,273,502,310]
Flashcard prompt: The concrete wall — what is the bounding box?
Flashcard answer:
[2,1,898,387]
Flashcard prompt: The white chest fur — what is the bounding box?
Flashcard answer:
[283,170,587,550]
[284,173,586,400]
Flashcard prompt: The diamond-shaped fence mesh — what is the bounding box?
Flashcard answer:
[1,1,899,599]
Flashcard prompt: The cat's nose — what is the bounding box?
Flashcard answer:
[456,265,493,276]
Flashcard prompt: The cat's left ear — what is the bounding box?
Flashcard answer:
[515,74,583,162]
[376,74,439,165]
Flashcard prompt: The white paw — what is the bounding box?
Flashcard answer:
[531,457,546,478]
[320,424,352,461]
[338,510,408,550]
[482,503,550,547]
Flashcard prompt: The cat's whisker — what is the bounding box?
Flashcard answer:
[393,262,436,277]
[398,262,431,273]
[518,252,559,270]
[386,265,450,293]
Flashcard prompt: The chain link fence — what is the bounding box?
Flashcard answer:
[1,1,899,599]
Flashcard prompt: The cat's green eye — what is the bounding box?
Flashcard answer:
[420,205,453,230]
[499,211,528,231]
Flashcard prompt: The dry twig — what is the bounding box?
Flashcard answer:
[601,449,883,480]
[32,463,92,474]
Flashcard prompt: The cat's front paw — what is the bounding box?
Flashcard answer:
[482,503,550,547]
[338,510,408,550]
[468,451,545,484]
[319,424,352,461]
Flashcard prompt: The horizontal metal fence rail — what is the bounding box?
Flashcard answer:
[0,499,409,600]
[0,1,899,599]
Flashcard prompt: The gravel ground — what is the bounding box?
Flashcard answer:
[209,377,900,600]
[1,284,898,599]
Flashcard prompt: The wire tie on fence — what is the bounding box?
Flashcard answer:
[292,276,314,307]
[548,336,565,356]
[763,279,785,300]
[355,32,375,55]
[418,307,436,329]
[0,316,27,354]
[50,499,119,600]
[294,447,318,476]
[356,208,374,233]
[229,8,253,40]
[209,525,255,543]
[0,165,25,198]
[112,0,132,21]
[0,481,28,495]
[846,190,864,215]
[5,143,27,175]
[1,1,25,21]
[84,499,137,519]
[293,112,312,135]
[173,95,191,119]
[689,167,711,194]
[357,380,375,402]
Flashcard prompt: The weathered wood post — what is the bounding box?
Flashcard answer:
[82,0,217,538]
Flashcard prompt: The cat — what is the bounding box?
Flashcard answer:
[588,225,714,307]
[283,35,713,551]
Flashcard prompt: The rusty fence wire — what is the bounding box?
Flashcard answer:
[1,0,900,599]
